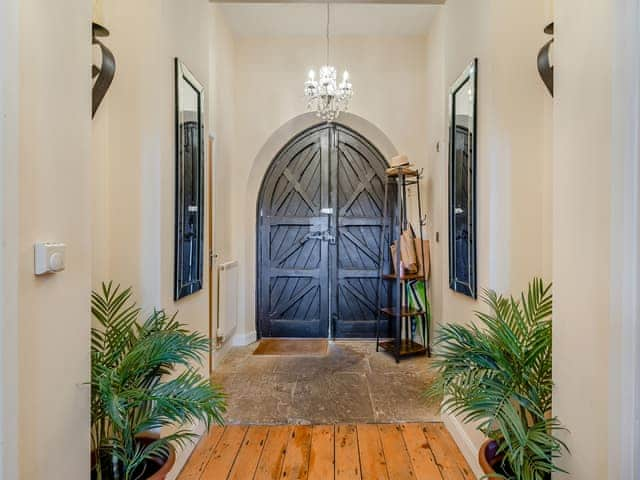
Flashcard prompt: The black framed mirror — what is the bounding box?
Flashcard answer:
[448,58,477,298]
[174,59,205,300]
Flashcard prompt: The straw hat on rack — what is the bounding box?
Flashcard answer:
[390,154,410,168]
[386,154,416,176]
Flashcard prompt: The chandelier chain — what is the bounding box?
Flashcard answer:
[326,2,330,66]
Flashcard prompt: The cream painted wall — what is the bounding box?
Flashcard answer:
[228,35,428,340]
[91,0,237,474]
[92,0,207,473]
[210,5,237,267]
[94,0,214,342]
[552,0,615,478]
[423,10,446,343]
[97,0,213,322]
[18,0,93,478]
[423,0,553,469]
[208,5,238,365]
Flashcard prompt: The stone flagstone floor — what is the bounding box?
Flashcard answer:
[211,341,441,425]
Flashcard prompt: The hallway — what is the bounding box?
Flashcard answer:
[212,342,439,425]
[5,0,637,477]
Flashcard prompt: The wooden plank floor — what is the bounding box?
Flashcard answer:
[178,423,475,480]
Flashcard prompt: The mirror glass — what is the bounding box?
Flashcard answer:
[448,59,477,298]
[175,59,205,300]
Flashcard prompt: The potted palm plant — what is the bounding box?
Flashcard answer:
[91,282,226,480]
[428,278,567,479]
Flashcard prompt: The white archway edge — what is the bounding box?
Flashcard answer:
[235,112,398,345]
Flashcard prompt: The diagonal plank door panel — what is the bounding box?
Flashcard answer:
[258,124,390,338]
[333,127,390,338]
[258,126,329,338]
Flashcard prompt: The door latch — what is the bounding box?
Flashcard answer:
[303,230,336,244]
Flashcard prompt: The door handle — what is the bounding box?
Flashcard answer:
[303,230,336,244]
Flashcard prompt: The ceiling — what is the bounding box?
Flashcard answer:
[218,3,441,36]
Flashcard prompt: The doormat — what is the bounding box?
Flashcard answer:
[253,339,328,357]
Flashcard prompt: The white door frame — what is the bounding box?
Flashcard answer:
[610,0,640,477]
[208,133,217,373]
[0,0,20,476]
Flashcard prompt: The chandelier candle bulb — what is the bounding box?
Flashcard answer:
[303,3,353,122]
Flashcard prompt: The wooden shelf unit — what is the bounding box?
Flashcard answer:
[376,168,431,363]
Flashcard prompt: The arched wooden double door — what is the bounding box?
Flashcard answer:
[257,124,390,338]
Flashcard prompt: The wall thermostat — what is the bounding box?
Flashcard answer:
[34,242,66,275]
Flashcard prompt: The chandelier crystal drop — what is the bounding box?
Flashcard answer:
[304,3,353,122]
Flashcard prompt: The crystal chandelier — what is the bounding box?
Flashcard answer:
[304,3,353,122]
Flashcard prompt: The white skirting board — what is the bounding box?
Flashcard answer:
[211,330,257,370]
[232,330,257,346]
[443,413,484,479]
[165,419,206,480]
[217,260,239,341]
[211,336,234,370]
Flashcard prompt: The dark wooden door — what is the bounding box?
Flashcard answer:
[258,124,388,338]
[332,127,389,337]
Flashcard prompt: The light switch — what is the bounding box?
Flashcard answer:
[34,242,66,275]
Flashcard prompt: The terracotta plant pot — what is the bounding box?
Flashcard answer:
[138,434,176,480]
[92,434,176,480]
[479,439,502,475]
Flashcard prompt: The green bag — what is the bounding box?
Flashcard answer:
[407,280,431,344]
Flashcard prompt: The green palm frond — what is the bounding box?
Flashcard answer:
[91,282,227,480]
[427,278,567,480]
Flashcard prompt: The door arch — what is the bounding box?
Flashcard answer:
[257,123,390,338]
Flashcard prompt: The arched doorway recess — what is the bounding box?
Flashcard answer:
[257,122,392,339]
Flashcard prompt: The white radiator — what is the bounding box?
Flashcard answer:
[217,260,239,343]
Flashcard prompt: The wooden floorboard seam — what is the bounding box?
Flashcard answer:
[250,427,272,480]
[377,425,393,480]
[224,427,246,479]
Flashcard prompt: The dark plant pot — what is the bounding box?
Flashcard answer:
[479,439,503,475]
[480,439,554,480]
[92,433,176,480]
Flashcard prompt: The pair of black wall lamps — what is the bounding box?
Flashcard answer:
[90,18,553,118]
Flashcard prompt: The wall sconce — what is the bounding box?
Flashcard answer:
[537,23,554,97]
[92,0,115,118]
